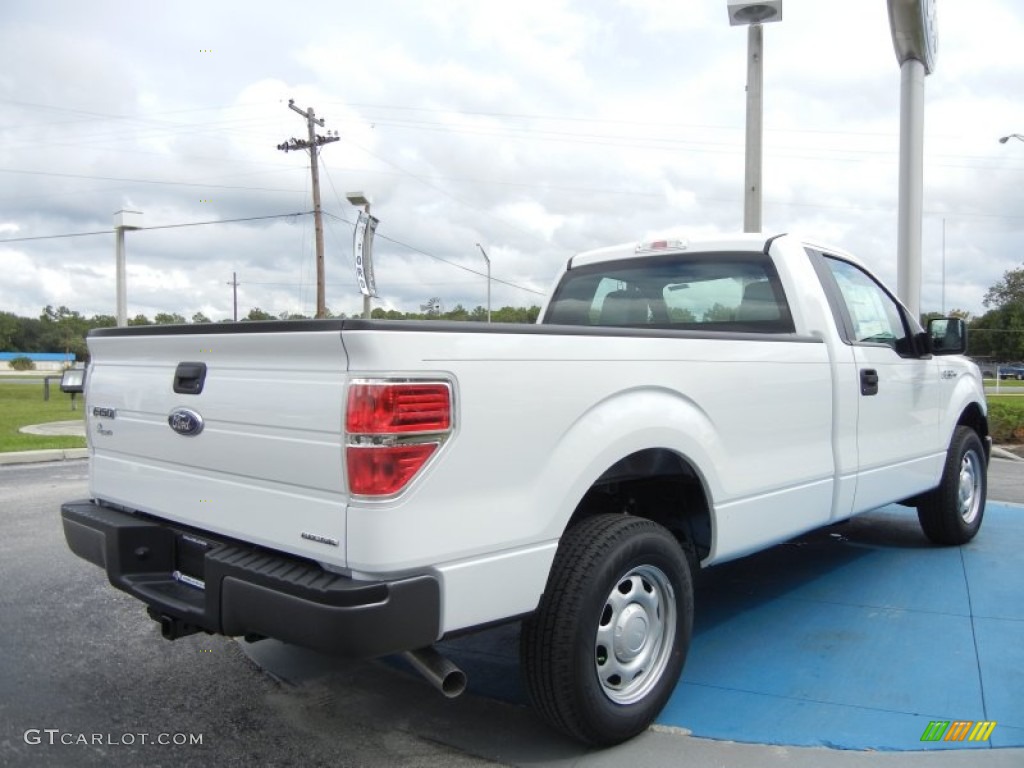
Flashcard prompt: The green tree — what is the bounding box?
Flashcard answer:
[244,307,275,321]
[969,305,1024,360]
[39,305,89,360]
[492,305,541,323]
[191,312,212,324]
[128,314,153,326]
[971,268,1024,359]
[983,266,1024,309]
[154,312,187,325]
[11,316,44,351]
[444,304,470,321]
[89,314,117,329]
[0,311,19,350]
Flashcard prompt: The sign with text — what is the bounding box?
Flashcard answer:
[353,211,379,298]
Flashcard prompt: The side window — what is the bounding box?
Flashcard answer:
[824,257,910,352]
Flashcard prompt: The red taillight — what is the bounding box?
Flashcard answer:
[346,383,451,433]
[346,444,438,496]
[345,380,453,497]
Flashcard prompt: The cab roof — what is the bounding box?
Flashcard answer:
[569,233,777,270]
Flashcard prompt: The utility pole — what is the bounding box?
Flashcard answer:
[277,100,339,318]
[227,272,239,321]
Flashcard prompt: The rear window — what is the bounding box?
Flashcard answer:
[542,253,794,333]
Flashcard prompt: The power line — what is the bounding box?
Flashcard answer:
[322,211,545,296]
[0,167,302,193]
[337,134,557,250]
[0,211,313,243]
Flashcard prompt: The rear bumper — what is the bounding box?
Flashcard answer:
[60,499,441,659]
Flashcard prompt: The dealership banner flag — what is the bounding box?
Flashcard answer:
[353,211,379,298]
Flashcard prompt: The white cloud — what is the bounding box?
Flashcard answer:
[0,0,1020,326]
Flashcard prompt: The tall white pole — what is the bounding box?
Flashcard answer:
[115,227,127,327]
[941,218,946,314]
[888,0,936,320]
[895,58,925,319]
[743,24,764,233]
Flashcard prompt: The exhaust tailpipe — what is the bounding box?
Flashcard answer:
[402,646,467,698]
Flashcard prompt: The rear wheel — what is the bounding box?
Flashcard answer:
[520,514,693,746]
[917,426,987,545]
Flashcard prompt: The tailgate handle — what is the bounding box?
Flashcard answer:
[173,362,207,395]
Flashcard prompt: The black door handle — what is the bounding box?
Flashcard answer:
[860,368,879,396]
[173,362,207,395]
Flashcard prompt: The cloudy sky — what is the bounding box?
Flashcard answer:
[1,0,1022,322]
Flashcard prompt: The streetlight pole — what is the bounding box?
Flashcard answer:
[999,134,1024,144]
[728,2,783,233]
[476,243,491,323]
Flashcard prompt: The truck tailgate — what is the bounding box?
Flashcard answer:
[85,324,350,567]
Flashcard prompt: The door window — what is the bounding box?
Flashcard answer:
[824,257,912,353]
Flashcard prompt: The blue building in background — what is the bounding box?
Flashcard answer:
[1,352,76,371]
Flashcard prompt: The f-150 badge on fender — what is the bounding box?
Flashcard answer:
[168,408,204,436]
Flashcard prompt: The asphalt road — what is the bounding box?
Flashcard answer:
[2,458,1021,768]
[0,461,494,768]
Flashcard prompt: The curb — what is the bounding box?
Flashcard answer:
[991,445,1024,462]
[0,448,89,466]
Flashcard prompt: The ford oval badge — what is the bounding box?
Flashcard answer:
[168,408,204,437]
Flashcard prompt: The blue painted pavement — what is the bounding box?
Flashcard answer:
[434,502,1023,751]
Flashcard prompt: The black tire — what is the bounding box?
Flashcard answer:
[917,426,987,545]
[520,514,693,746]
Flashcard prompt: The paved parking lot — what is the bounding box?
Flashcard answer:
[4,456,1023,766]
[245,465,1024,760]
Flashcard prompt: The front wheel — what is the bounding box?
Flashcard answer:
[917,426,987,545]
[520,514,693,746]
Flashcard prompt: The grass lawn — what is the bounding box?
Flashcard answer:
[984,378,1024,389]
[986,395,1024,411]
[986,394,1024,443]
[0,379,86,452]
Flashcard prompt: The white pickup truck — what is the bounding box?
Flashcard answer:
[62,233,988,745]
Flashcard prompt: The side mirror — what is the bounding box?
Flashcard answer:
[927,317,967,356]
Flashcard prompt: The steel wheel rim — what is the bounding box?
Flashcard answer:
[958,450,982,525]
[594,564,676,705]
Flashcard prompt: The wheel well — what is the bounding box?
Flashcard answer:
[567,449,712,565]
[958,402,990,459]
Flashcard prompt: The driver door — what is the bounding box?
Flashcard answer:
[819,255,942,512]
